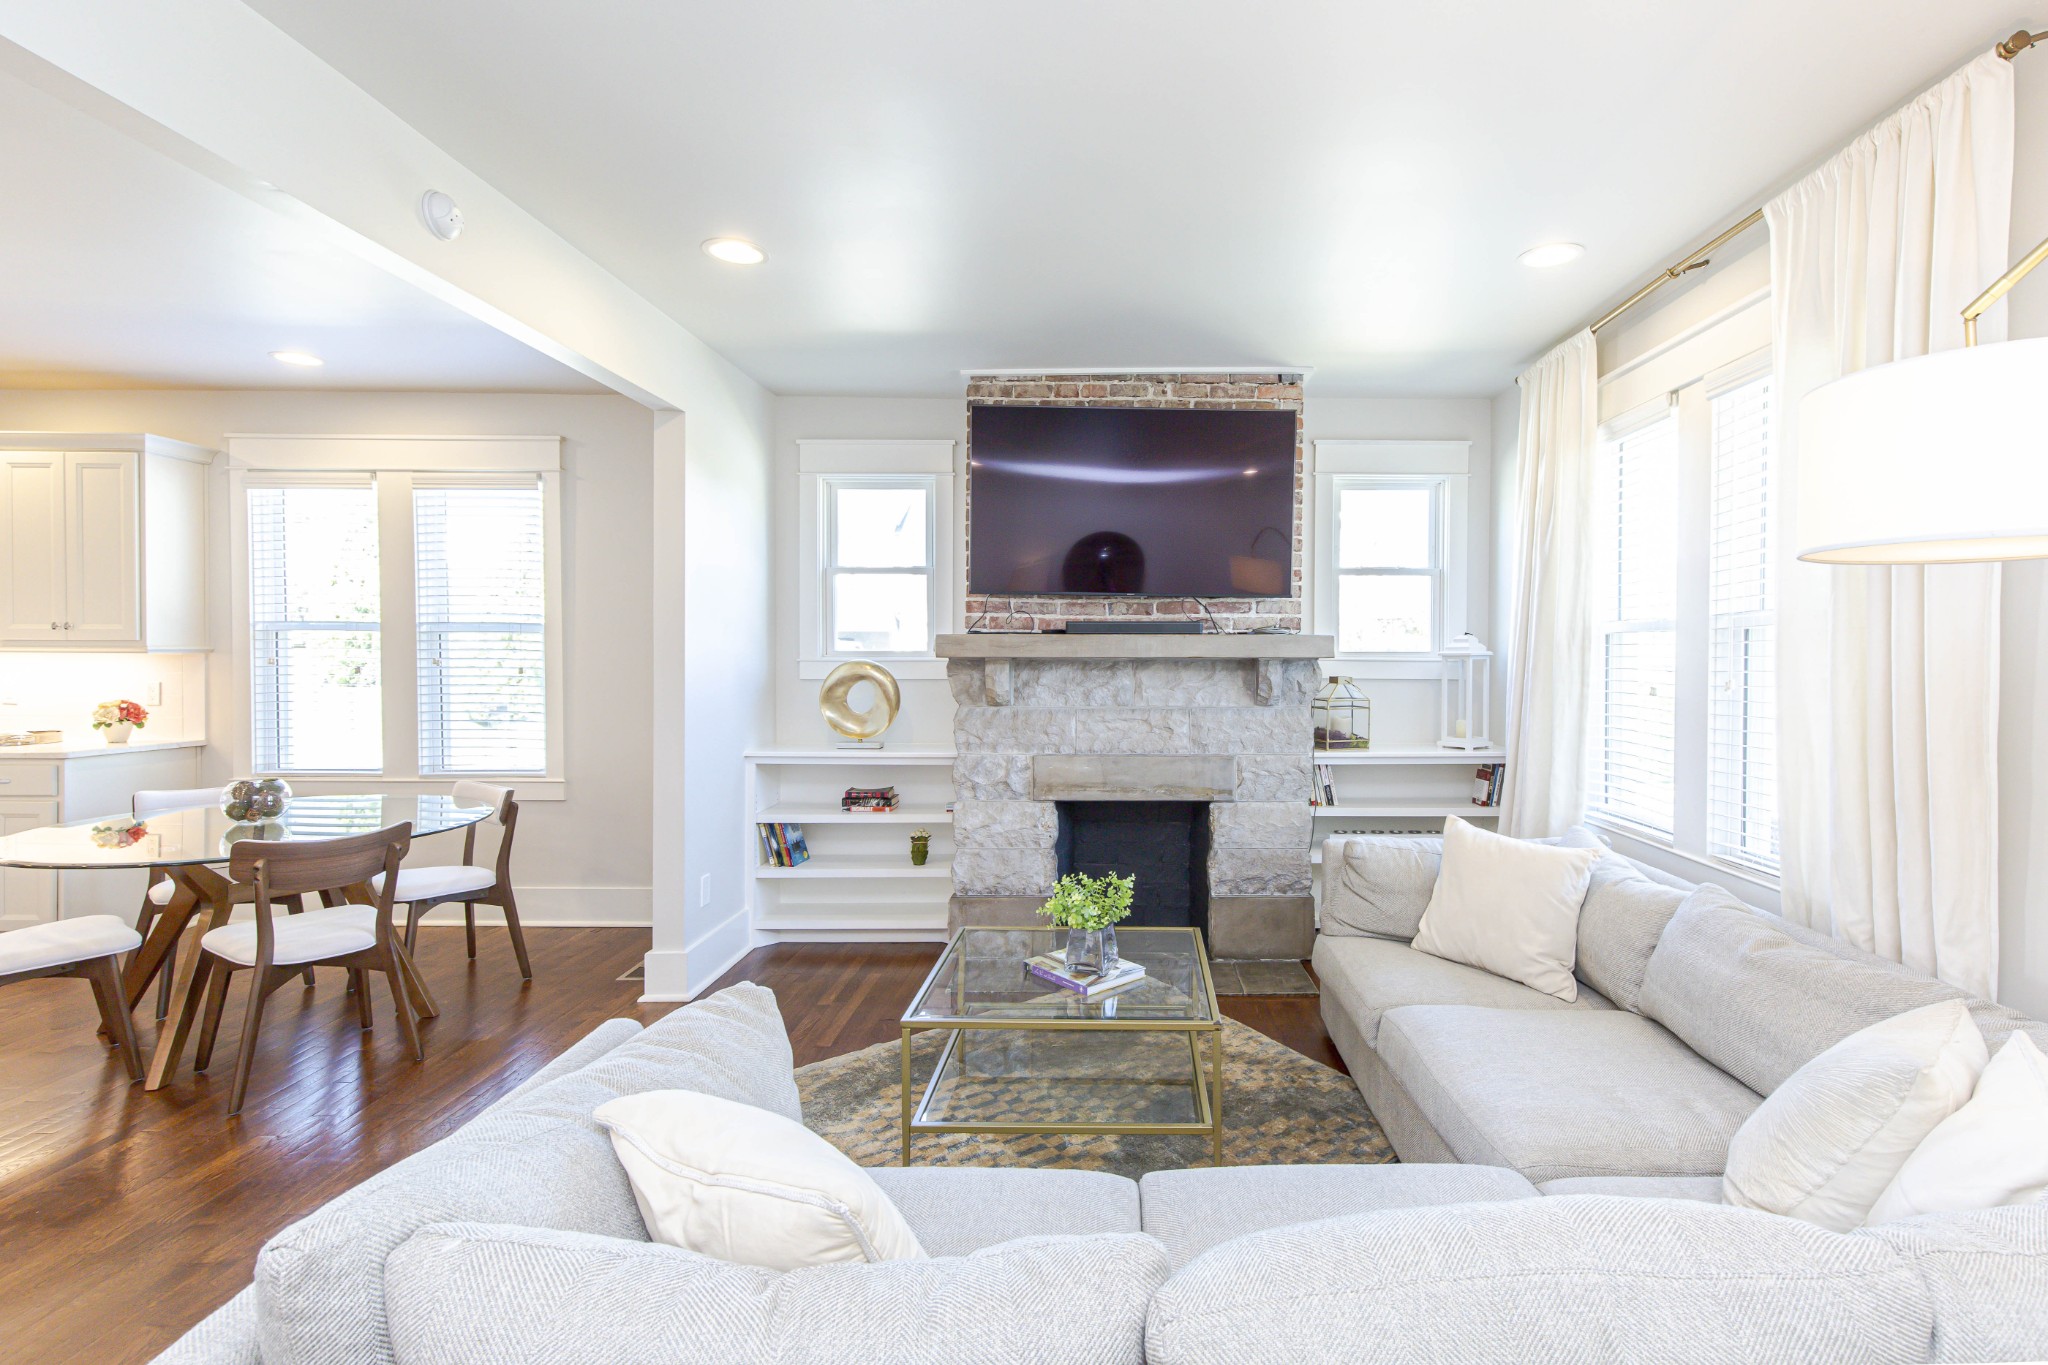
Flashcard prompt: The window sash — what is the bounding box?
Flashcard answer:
[820,475,937,658]
[1589,417,1677,836]
[1706,372,1779,874]
[1332,477,1444,655]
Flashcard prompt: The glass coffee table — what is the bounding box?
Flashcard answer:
[899,926,1223,1164]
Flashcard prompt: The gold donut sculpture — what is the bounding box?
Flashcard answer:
[819,660,901,742]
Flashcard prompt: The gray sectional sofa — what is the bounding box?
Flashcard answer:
[155,832,2048,1365]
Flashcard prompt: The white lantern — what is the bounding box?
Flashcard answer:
[1438,633,1492,751]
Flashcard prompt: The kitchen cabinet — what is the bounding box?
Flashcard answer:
[0,741,204,927]
[0,434,213,650]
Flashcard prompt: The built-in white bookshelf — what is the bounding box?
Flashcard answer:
[1310,744,1504,857]
[743,748,956,941]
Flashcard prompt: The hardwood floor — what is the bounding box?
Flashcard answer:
[0,932,1333,1363]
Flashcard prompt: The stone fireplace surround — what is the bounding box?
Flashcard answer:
[941,632,1331,959]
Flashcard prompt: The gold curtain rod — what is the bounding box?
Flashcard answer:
[1588,28,2042,335]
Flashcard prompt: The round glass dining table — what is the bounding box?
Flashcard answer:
[0,794,494,1090]
[0,793,492,870]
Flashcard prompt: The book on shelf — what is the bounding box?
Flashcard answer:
[1023,954,1147,997]
[1309,761,1336,807]
[757,821,811,867]
[1471,763,1505,807]
[841,784,900,813]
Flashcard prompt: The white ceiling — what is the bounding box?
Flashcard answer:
[0,66,601,392]
[237,0,2030,397]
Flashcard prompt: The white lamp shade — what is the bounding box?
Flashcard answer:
[1797,337,2048,564]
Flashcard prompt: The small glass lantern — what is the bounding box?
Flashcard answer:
[1314,675,1372,751]
[1439,633,1493,751]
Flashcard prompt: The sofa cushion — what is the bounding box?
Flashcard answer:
[1411,815,1601,1002]
[1320,836,1440,940]
[1870,1032,2048,1224]
[867,1167,1140,1256]
[1574,855,1687,1013]
[1375,1005,1761,1182]
[1858,1207,2048,1363]
[1137,1163,1536,1271]
[255,983,800,1365]
[1312,935,1608,1051]
[1143,1197,1933,1365]
[1639,886,1968,1096]
[384,1221,1168,1365]
[1723,1002,1988,1231]
[1536,1176,1725,1202]
[483,1018,643,1116]
[151,1286,260,1365]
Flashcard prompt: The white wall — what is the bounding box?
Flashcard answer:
[0,388,658,926]
[766,393,1499,751]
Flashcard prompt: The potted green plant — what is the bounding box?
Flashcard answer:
[1036,871,1136,977]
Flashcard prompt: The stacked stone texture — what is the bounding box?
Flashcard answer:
[947,655,1317,905]
[963,372,1305,633]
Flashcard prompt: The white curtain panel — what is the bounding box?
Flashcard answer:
[1500,330,1597,838]
[1767,51,2013,999]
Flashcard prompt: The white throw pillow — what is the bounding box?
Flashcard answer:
[1722,1001,1988,1231]
[595,1089,926,1270]
[1410,815,1601,1001]
[1866,1031,2048,1224]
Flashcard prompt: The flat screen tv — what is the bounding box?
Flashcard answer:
[967,405,1295,598]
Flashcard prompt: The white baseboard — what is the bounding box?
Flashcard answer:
[407,885,652,927]
[638,906,754,1003]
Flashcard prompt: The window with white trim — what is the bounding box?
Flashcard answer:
[1589,416,1678,834]
[242,468,558,780]
[1584,353,1780,882]
[822,477,934,656]
[1332,479,1442,654]
[1707,373,1779,874]
[249,482,383,774]
[415,481,547,775]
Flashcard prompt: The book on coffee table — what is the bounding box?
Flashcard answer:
[1022,954,1147,997]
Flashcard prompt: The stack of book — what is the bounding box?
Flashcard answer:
[841,785,899,814]
[1310,761,1339,807]
[1022,952,1147,998]
[757,822,811,867]
[1471,763,1505,807]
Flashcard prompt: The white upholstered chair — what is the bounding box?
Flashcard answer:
[370,781,530,979]
[0,916,145,1080]
[190,823,415,1115]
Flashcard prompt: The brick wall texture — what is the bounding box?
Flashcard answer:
[963,372,1305,632]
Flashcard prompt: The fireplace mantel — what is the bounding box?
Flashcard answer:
[937,632,1333,662]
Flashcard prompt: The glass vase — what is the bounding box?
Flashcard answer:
[1064,925,1119,977]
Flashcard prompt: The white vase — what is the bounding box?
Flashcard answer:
[103,722,133,745]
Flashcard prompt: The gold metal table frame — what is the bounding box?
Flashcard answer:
[898,926,1224,1165]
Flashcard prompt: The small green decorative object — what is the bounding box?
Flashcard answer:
[909,828,931,866]
[1037,871,1137,977]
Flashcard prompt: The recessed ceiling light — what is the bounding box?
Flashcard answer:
[701,237,766,265]
[1519,242,1585,269]
[270,350,324,367]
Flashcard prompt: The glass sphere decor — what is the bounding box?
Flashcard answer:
[221,778,293,823]
[1314,675,1372,751]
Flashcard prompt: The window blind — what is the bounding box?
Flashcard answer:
[415,483,547,775]
[248,484,382,774]
[1589,416,1677,834]
[1707,374,1779,872]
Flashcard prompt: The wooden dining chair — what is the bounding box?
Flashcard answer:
[183,823,417,1116]
[373,782,531,979]
[132,786,222,1020]
[0,916,145,1081]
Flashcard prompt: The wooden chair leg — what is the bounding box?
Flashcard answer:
[194,964,234,1072]
[226,967,274,1116]
[81,955,142,1082]
[464,902,477,959]
[154,937,178,1021]
[499,888,533,980]
[351,968,372,1028]
[287,895,316,987]
[384,950,424,1062]
[404,902,425,954]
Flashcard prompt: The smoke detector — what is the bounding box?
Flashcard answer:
[419,190,464,241]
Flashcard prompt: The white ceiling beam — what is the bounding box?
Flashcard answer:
[0,0,759,413]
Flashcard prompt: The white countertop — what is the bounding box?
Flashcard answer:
[0,737,207,759]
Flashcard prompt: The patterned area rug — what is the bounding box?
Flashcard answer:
[797,1018,1394,1180]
